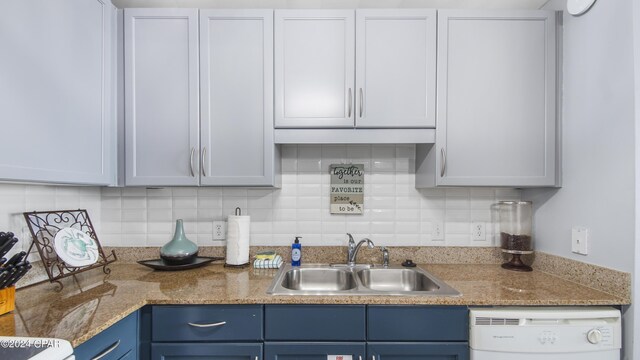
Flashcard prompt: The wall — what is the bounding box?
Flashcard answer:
[523,1,636,359]
[523,0,636,273]
[100,145,519,247]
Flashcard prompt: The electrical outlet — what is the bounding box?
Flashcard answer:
[213,221,226,240]
[471,222,485,241]
[432,221,444,241]
[572,226,588,255]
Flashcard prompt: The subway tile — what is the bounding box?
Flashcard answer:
[123,197,146,209]
[395,234,420,246]
[371,221,394,234]
[395,221,420,234]
[173,188,199,197]
[198,197,222,209]
[222,198,248,213]
[147,197,172,209]
[197,187,222,197]
[146,188,173,197]
[148,209,173,222]
[172,209,198,221]
[122,209,147,222]
[296,209,321,221]
[222,188,247,197]
[100,197,122,209]
[396,196,420,209]
[248,195,273,209]
[297,196,322,209]
[296,221,321,234]
[297,184,321,196]
[396,208,420,221]
[198,208,222,221]
[445,196,470,210]
[174,197,198,209]
[147,222,172,234]
[248,209,272,222]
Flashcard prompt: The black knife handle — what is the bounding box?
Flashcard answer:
[0,238,18,258]
[4,251,26,267]
[5,263,31,288]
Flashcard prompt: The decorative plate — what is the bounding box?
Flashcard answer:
[54,227,99,267]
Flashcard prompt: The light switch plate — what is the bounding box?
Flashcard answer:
[571,226,588,255]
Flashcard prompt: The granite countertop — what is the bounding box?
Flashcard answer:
[0,262,628,347]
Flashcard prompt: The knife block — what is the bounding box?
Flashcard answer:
[0,286,15,315]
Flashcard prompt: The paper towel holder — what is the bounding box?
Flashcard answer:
[224,207,251,269]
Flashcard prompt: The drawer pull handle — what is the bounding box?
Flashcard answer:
[91,339,120,360]
[187,321,227,328]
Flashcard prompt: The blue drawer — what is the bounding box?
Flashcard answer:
[367,306,468,341]
[151,343,261,360]
[265,342,365,360]
[265,305,366,341]
[74,311,138,360]
[152,305,263,342]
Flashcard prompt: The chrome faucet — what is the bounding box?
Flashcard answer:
[346,233,375,266]
[380,246,389,268]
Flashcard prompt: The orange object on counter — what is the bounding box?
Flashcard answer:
[0,286,15,315]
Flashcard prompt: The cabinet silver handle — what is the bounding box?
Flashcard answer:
[358,356,362,360]
[255,357,258,360]
[189,147,196,177]
[201,147,207,177]
[187,321,227,328]
[372,356,376,360]
[91,340,120,360]
[348,88,352,118]
[440,147,446,177]
[359,88,364,118]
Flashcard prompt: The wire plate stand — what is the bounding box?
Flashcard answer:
[23,209,117,291]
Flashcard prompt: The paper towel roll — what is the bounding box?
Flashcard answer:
[226,215,250,265]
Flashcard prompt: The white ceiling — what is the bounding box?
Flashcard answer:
[111,0,565,10]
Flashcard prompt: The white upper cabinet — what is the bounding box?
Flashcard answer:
[125,8,279,187]
[355,9,436,128]
[274,10,355,128]
[274,9,436,131]
[422,10,558,187]
[200,10,279,186]
[0,0,116,185]
[124,9,200,186]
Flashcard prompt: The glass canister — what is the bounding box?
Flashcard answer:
[492,201,533,271]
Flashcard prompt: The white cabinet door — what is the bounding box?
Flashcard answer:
[124,9,200,186]
[200,10,278,186]
[435,10,557,187]
[355,9,436,128]
[0,0,116,185]
[274,10,355,128]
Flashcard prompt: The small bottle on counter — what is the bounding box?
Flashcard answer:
[291,236,302,266]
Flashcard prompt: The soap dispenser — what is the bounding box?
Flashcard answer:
[291,236,302,266]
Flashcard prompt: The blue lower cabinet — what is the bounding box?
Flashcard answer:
[368,343,469,360]
[74,311,138,360]
[151,343,262,360]
[265,342,366,360]
[119,349,135,360]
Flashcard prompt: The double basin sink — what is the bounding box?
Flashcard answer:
[267,264,460,296]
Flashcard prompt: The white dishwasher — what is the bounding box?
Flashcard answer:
[469,307,621,360]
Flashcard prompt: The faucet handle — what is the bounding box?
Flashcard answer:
[380,246,389,267]
[347,233,355,246]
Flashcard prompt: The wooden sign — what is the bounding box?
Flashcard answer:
[330,164,364,214]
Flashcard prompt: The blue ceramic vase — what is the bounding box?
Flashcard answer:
[160,219,198,265]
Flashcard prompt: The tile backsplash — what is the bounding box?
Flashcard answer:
[100,145,521,248]
[0,184,102,259]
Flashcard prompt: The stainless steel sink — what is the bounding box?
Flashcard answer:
[357,268,440,292]
[280,267,357,291]
[267,264,460,296]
